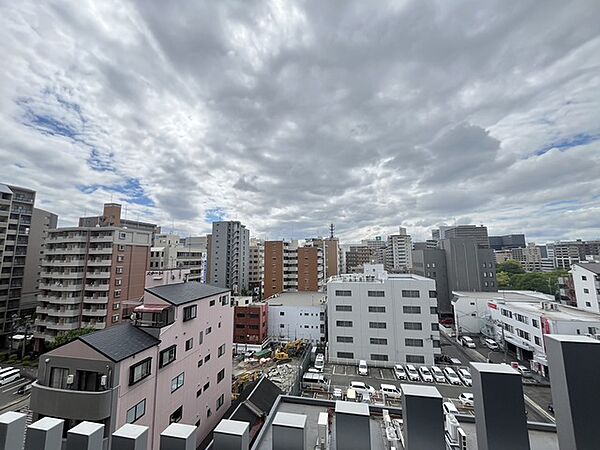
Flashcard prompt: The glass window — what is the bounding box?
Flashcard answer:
[406,355,425,364]
[370,337,387,345]
[217,368,225,383]
[371,354,388,361]
[129,358,152,386]
[170,372,185,393]
[335,290,352,297]
[404,322,423,330]
[216,393,225,410]
[336,336,353,343]
[369,321,387,329]
[49,367,69,389]
[183,305,197,321]
[159,345,176,368]
[336,320,353,327]
[368,306,386,313]
[405,338,424,347]
[337,352,354,359]
[169,406,183,424]
[185,338,193,351]
[367,290,385,297]
[218,344,226,357]
[336,305,352,312]
[402,290,420,298]
[126,399,146,424]
[403,306,421,314]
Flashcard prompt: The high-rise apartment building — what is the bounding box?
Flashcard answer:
[384,228,413,273]
[149,234,207,282]
[305,236,339,279]
[362,237,387,265]
[249,238,264,297]
[345,244,374,273]
[263,240,324,299]
[33,227,151,346]
[209,221,250,294]
[550,240,600,270]
[79,203,160,239]
[489,234,526,250]
[0,184,58,343]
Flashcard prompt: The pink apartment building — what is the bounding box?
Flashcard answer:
[30,279,234,450]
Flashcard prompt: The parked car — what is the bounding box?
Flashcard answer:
[314,353,325,372]
[430,366,446,383]
[405,364,420,382]
[459,393,474,407]
[394,364,407,380]
[436,355,462,365]
[443,367,462,385]
[380,384,402,400]
[457,368,472,387]
[350,381,376,396]
[358,360,368,376]
[460,336,476,348]
[443,401,460,415]
[484,338,499,350]
[16,383,32,395]
[419,366,434,382]
[516,365,533,378]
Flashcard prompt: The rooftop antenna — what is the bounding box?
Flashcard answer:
[330,223,335,239]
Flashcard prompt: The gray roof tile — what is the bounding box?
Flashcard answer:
[145,282,230,306]
[80,323,159,362]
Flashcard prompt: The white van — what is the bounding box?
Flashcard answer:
[380,384,402,400]
[484,339,499,350]
[0,368,20,386]
[314,354,325,372]
[358,360,368,376]
[302,373,329,391]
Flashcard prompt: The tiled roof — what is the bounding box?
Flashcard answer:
[80,323,159,362]
[145,282,230,306]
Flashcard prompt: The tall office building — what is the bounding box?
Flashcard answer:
[263,240,324,298]
[33,227,151,346]
[551,240,600,270]
[439,237,497,294]
[249,238,264,297]
[384,228,413,273]
[0,183,58,344]
[489,234,526,250]
[442,225,490,248]
[209,221,250,294]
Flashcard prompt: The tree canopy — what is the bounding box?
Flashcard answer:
[47,328,96,350]
[496,260,525,275]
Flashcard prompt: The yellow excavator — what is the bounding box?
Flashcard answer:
[284,339,306,357]
[274,349,291,363]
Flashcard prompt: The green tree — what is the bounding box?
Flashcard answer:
[496,271,511,288]
[47,328,96,350]
[496,260,525,275]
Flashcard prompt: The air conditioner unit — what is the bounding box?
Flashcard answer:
[100,375,108,387]
[66,374,74,385]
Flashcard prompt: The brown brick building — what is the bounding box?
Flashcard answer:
[234,302,268,344]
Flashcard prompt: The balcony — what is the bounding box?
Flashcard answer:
[81,308,108,317]
[46,308,81,318]
[45,321,80,331]
[43,259,85,267]
[39,271,84,279]
[85,284,109,291]
[87,259,111,266]
[83,296,108,304]
[39,283,84,292]
[133,304,175,328]
[39,295,82,305]
[88,247,113,255]
[47,235,88,243]
[89,234,114,243]
[86,271,111,279]
[45,247,87,255]
[80,321,106,330]
[30,382,114,421]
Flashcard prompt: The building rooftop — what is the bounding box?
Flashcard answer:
[79,323,159,362]
[145,282,230,306]
[506,302,600,322]
[572,262,600,274]
[453,290,554,302]
[265,291,326,307]
[329,273,432,283]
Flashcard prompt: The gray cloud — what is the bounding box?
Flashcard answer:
[1,0,599,243]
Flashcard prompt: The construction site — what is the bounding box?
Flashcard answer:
[232,339,313,398]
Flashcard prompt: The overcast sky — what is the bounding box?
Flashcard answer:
[1,1,599,243]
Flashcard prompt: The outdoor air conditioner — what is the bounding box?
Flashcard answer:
[100,375,107,387]
[66,374,74,385]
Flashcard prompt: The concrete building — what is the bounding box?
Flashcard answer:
[571,263,600,313]
[411,247,450,314]
[384,228,413,273]
[362,237,387,265]
[439,237,497,294]
[344,244,374,273]
[209,221,250,294]
[249,238,264,298]
[29,281,233,450]
[494,249,513,264]
[234,302,268,345]
[79,202,160,239]
[149,234,207,282]
[489,234,526,250]
[327,265,440,366]
[434,225,490,248]
[305,236,339,279]
[263,241,324,299]
[33,227,151,346]
[0,184,58,343]
[511,244,544,272]
[550,240,600,270]
[266,292,326,344]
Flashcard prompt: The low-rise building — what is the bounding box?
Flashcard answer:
[30,281,233,450]
[266,292,326,344]
[234,302,269,345]
[571,262,600,313]
[327,265,440,366]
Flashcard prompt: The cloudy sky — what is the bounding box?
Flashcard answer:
[1,1,599,243]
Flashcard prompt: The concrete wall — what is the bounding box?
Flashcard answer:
[267,304,323,343]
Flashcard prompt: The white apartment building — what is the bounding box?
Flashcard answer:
[209,221,250,294]
[571,263,600,313]
[266,292,326,344]
[384,228,413,273]
[249,238,264,297]
[327,267,440,366]
[149,234,207,283]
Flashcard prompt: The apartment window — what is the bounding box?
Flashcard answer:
[196,389,202,398]
[402,290,420,298]
[115,278,122,287]
[210,299,216,306]
[236,313,246,318]
[204,354,211,363]
[114,290,121,298]
[159,345,177,368]
[532,319,539,328]
[203,382,210,392]
[198,330,204,345]
[335,290,352,297]
[582,275,587,281]
[534,336,542,346]
[433,339,441,348]
[501,309,513,319]
[217,393,225,410]
[368,306,386,313]
[113,303,120,310]
[126,399,146,424]
[279,311,285,316]
[504,323,514,333]
[183,305,197,321]
[170,372,185,393]
[218,344,226,357]
[116,267,123,274]
[49,367,69,389]
[431,323,439,331]
[117,255,124,262]
[405,338,424,347]
[118,244,125,251]
[403,306,421,314]
[197,359,203,368]
[586,302,592,307]
[369,321,387,329]
[217,368,225,383]
[404,322,423,330]
[370,337,387,345]
[119,232,127,240]
[336,305,352,312]
[367,290,385,297]
[430,306,438,315]
[129,358,152,386]
[185,338,193,351]
[371,354,388,361]
[429,290,437,298]
[112,314,120,323]
[337,336,353,343]
[336,320,353,327]
[516,329,530,341]
[584,288,590,294]
[337,352,354,359]
[406,355,425,364]
[515,313,528,325]
[206,326,212,335]
[169,406,183,424]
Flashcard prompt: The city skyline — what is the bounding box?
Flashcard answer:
[1,1,599,244]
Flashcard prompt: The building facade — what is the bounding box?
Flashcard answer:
[149,234,207,282]
[234,302,268,344]
[571,263,600,313]
[442,225,490,248]
[327,267,440,366]
[30,281,233,450]
[489,234,526,250]
[33,227,151,346]
[384,228,413,273]
[344,244,374,273]
[79,203,160,240]
[411,247,450,314]
[266,292,326,344]
[439,238,497,295]
[305,237,339,279]
[209,221,250,294]
[249,238,264,298]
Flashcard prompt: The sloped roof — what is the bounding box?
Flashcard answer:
[79,323,159,362]
[145,282,230,306]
